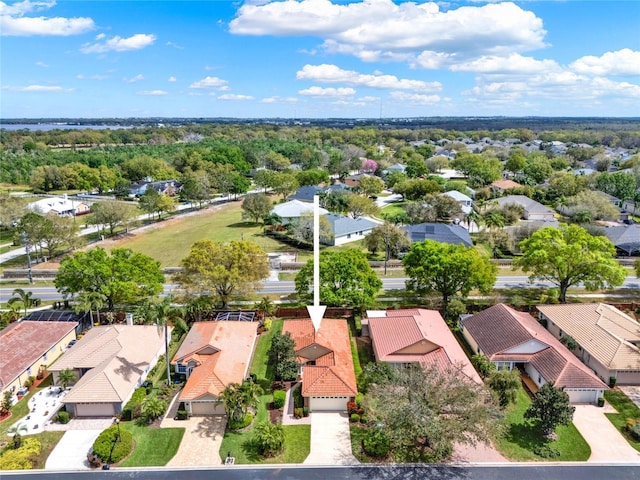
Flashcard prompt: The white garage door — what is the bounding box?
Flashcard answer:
[191,401,225,415]
[566,389,598,404]
[615,371,640,385]
[74,403,116,417]
[309,396,348,412]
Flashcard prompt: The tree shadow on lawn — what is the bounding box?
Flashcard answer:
[504,419,549,453]
[227,221,260,228]
[241,437,262,462]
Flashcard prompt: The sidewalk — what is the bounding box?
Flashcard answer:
[281,382,310,426]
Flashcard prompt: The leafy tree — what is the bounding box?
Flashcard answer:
[267,332,298,381]
[562,190,620,221]
[321,189,350,214]
[1,390,13,415]
[289,212,332,244]
[175,240,269,308]
[471,354,496,379]
[403,240,497,310]
[394,178,442,201]
[425,194,462,222]
[404,201,436,224]
[595,172,636,202]
[357,175,385,196]
[90,200,139,236]
[346,194,379,219]
[505,150,526,174]
[405,158,429,178]
[57,369,77,389]
[516,224,627,303]
[55,247,164,311]
[635,258,640,278]
[39,213,81,258]
[0,194,26,229]
[8,288,39,317]
[488,369,521,407]
[229,172,251,198]
[523,156,553,184]
[365,364,499,462]
[253,169,276,192]
[253,421,285,457]
[270,171,299,200]
[295,249,382,308]
[364,222,411,273]
[241,193,272,224]
[359,362,395,393]
[139,189,162,219]
[296,168,329,187]
[179,170,210,207]
[524,382,575,435]
[141,397,167,421]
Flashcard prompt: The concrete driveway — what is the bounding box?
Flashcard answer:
[161,415,226,466]
[45,429,103,470]
[303,412,358,465]
[572,404,640,462]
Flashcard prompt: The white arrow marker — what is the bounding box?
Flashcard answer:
[307,194,326,331]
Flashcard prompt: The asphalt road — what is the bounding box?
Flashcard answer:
[2,275,639,303]
[2,464,640,480]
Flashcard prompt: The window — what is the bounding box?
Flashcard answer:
[43,353,48,362]
[27,367,32,376]
[347,234,351,239]
[559,329,563,337]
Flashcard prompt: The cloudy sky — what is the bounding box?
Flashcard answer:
[1,0,639,118]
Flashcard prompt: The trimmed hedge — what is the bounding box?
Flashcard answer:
[273,390,286,409]
[122,387,147,421]
[92,425,134,464]
[228,412,254,431]
[362,429,390,458]
[57,411,70,424]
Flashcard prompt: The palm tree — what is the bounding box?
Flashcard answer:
[57,368,77,389]
[221,379,263,424]
[148,296,185,385]
[573,210,592,224]
[74,291,106,326]
[482,211,506,231]
[8,288,40,318]
[141,397,167,421]
[255,297,276,319]
[8,423,28,448]
[465,208,483,233]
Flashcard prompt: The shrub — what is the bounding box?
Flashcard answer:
[609,376,617,388]
[292,384,304,409]
[533,444,560,459]
[0,438,41,470]
[273,390,286,409]
[625,418,637,431]
[348,401,364,416]
[228,412,254,431]
[350,414,360,423]
[24,377,34,388]
[631,424,640,441]
[355,393,364,408]
[92,425,134,464]
[294,408,303,419]
[57,411,70,424]
[122,387,147,421]
[302,407,309,417]
[177,410,188,420]
[253,421,285,457]
[597,397,605,407]
[263,318,273,331]
[362,429,390,458]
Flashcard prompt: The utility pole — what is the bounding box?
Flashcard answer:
[21,232,33,284]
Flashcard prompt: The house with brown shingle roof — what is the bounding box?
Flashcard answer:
[171,321,257,415]
[538,303,640,386]
[365,309,482,384]
[282,319,357,412]
[460,304,607,403]
[50,325,166,417]
[0,321,77,397]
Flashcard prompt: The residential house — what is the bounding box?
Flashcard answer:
[50,325,166,417]
[365,309,481,384]
[344,173,370,188]
[270,200,329,225]
[404,222,473,247]
[491,179,522,193]
[443,190,473,215]
[0,321,77,397]
[460,303,607,403]
[604,225,640,256]
[289,185,324,203]
[538,303,640,385]
[21,310,92,335]
[494,195,556,222]
[382,163,407,176]
[28,195,91,217]
[172,321,258,415]
[129,179,181,197]
[282,319,357,411]
[324,213,381,246]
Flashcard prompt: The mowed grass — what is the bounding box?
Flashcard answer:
[494,388,590,461]
[32,430,66,469]
[604,389,640,452]
[119,422,185,467]
[103,202,294,266]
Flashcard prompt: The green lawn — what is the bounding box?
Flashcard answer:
[604,389,640,452]
[380,201,406,220]
[32,431,66,469]
[219,318,311,464]
[494,388,590,461]
[119,422,185,467]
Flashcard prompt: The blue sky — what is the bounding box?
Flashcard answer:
[1,0,639,118]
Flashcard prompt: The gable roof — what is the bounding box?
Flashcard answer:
[537,303,640,372]
[282,319,357,397]
[0,321,77,390]
[325,213,380,237]
[403,222,472,247]
[604,225,640,255]
[463,304,607,390]
[367,309,481,384]
[491,179,522,190]
[443,190,472,202]
[289,185,324,202]
[173,321,257,401]
[271,200,328,219]
[50,325,166,403]
[494,195,555,216]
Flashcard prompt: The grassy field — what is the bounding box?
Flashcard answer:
[604,389,640,452]
[494,388,591,461]
[119,422,185,467]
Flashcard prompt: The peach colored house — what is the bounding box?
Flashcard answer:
[365,309,482,384]
[172,321,258,415]
[283,319,357,412]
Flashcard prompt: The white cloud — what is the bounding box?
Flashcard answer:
[137,90,168,96]
[77,73,108,80]
[230,0,546,65]
[189,76,229,89]
[218,93,254,101]
[123,74,144,83]
[80,33,156,54]
[570,49,640,76]
[3,84,71,92]
[450,53,561,74]
[35,61,48,67]
[298,86,356,97]
[0,0,94,36]
[296,64,441,92]
[261,96,298,103]
[166,41,183,49]
[389,91,440,105]
[168,76,177,82]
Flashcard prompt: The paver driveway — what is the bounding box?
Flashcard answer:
[161,415,226,466]
[303,412,358,465]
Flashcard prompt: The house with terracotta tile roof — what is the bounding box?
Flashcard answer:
[172,321,258,415]
[537,303,640,386]
[0,321,77,397]
[50,325,166,417]
[491,179,522,192]
[365,309,482,384]
[282,319,357,411]
[460,304,607,403]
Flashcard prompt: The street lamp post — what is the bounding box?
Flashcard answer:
[21,232,33,285]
